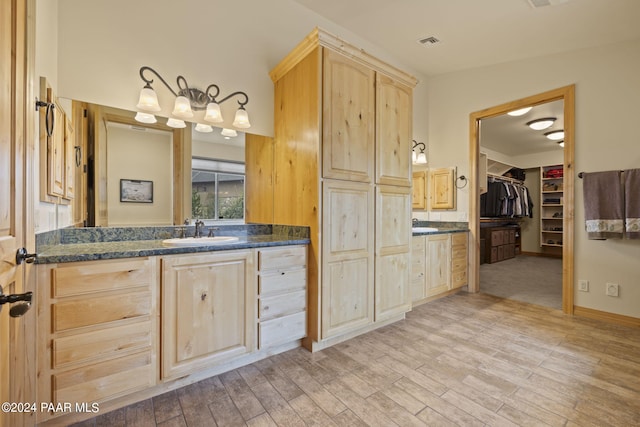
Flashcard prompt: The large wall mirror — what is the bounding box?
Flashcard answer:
[73,100,263,228]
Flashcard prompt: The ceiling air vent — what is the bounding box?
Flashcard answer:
[417,36,440,46]
[526,0,569,7]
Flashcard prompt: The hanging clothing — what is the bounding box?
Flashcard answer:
[481,179,533,218]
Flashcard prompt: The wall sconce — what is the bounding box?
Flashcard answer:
[135,66,251,129]
[412,140,427,164]
[526,117,556,130]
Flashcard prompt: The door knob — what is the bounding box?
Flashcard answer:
[15,248,37,265]
[0,285,32,318]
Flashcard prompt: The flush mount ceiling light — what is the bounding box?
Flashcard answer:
[526,117,556,130]
[134,112,157,124]
[545,130,564,140]
[412,140,427,165]
[221,128,238,139]
[557,140,565,148]
[135,66,251,129]
[194,123,213,133]
[507,107,532,117]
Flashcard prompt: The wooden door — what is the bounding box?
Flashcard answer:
[322,49,375,182]
[376,74,412,187]
[322,180,374,338]
[1,0,30,425]
[162,251,255,380]
[426,234,451,297]
[375,185,411,320]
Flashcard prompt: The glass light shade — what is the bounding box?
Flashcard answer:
[195,123,213,133]
[136,87,161,112]
[166,118,186,128]
[545,130,564,140]
[527,117,556,130]
[134,112,157,124]
[507,107,532,117]
[558,141,565,148]
[412,150,417,163]
[416,152,427,164]
[172,96,194,119]
[204,102,224,123]
[232,108,251,129]
[221,128,237,138]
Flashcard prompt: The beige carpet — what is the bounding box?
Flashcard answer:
[479,254,562,309]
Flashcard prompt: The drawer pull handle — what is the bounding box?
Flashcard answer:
[281,272,286,275]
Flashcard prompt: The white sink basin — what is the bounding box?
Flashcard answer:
[412,227,439,233]
[162,236,240,247]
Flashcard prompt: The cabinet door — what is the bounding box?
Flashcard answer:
[412,170,427,210]
[161,250,255,380]
[376,73,412,187]
[64,114,75,200]
[426,234,451,296]
[322,180,373,338]
[411,236,427,302]
[322,49,375,182]
[430,167,455,209]
[375,185,411,320]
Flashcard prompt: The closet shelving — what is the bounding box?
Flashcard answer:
[540,164,564,248]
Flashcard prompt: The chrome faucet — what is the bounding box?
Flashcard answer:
[194,220,205,238]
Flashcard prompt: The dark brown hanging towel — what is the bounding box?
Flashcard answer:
[583,171,623,240]
[624,168,640,239]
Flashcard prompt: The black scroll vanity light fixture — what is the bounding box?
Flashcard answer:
[134,66,251,134]
[412,140,427,165]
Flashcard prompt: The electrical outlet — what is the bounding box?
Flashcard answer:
[606,283,619,297]
[578,280,589,292]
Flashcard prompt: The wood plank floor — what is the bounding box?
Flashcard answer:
[72,293,640,427]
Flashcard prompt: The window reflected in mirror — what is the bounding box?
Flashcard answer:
[191,158,245,222]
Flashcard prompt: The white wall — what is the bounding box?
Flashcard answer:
[427,38,640,318]
[106,124,173,226]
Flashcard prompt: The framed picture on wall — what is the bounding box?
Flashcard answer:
[120,179,153,203]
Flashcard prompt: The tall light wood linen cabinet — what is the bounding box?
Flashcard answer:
[254,28,417,350]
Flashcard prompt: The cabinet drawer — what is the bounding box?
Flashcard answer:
[258,246,306,270]
[451,247,467,261]
[53,350,154,404]
[53,320,153,368]
[452,270,467,288]
[52,290,152,332]
[451,233,467,246]
[259,311,306,348]
[260,290,306,320]
[259,268,306,296]
[52,259,151,297]
[451,256,467,272]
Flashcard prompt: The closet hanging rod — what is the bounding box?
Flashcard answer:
[487,173,523,184]
[577,170,624,179]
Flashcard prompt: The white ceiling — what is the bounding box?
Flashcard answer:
[292,0,640,158]
[292,0,640,77]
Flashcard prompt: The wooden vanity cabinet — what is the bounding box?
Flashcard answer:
[257,246,307,348]
[426,234,451,297]
[161,250,255,380]
[37,258,158,423]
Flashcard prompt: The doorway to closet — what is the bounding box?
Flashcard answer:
[468,86,575,314]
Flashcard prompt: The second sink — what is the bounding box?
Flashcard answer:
[162,236,240,247]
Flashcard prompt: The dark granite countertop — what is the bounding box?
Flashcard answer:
[411,220,469,236]
[36,224,310,264]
